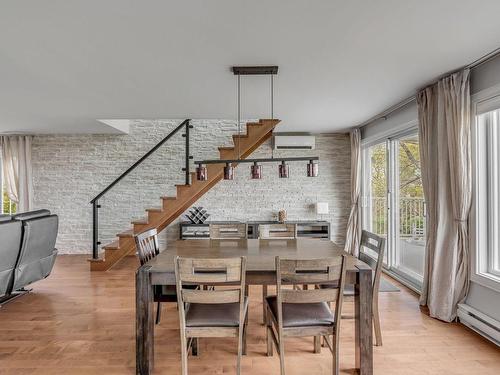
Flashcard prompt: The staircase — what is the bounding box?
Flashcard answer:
[89,119,280,271]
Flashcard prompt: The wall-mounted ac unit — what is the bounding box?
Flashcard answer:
[273,135,315,150]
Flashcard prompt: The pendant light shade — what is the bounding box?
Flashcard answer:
[307,160,319,177]
[196,165,208,181]
[251,162,262,179]
[278,161,289,178]
[223,163,234,180]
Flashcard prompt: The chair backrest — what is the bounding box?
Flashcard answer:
[175,257,246,305]
[134,229,160,266]
[259,223,296,239]
[0,217,22,297]
[275,256,347,328]
[209,223,247,240]
[12,212,59,291]
[358,230,385,291]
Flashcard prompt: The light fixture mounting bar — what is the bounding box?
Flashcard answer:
[232,66,278,75]
[195,156,319,165]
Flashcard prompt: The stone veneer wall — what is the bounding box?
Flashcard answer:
[32,120,351,254]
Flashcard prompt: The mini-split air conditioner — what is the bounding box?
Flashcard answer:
[273,134,316,150]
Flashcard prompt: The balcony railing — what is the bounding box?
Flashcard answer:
[369,197,425,239]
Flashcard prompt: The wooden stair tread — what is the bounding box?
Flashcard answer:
[145,207,163,213]
[117,229,135,237]
[103,240,120,250]
[161,196,177,200]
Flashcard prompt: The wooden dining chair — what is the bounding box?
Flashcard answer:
[259,223,297,324]
[135,229,170,324]
[324,230,385,346]
[135,228,196,325]
[265,255,347,375]
[209,223,247,239]
[354,230,385,346]
[175,256,248,375]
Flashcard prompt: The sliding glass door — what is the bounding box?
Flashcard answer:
[392,133,425,284]
[362,129,425,289]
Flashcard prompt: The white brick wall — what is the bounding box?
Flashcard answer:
[32,120,351,254]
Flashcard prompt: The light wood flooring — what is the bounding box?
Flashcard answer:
[0,255,498,374]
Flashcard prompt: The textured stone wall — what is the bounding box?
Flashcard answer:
[32,120,351,254]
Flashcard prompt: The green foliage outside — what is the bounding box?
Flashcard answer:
[2,188,16,214]
[369,138,424,236]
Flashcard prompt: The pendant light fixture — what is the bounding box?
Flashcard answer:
[223,163,234,180]
[196,164,208,181]
[307,159,319,177]
[196,65,320,181]
[278,160,289,178]
[251,162,262,179]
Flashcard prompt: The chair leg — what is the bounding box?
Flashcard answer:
[278,336,286,375]
[266,307,273,357]
[262,285,268,325]
[314,336,321,354]
[242,313,248,355]
[180,333,188,375]
[333,338,339,375]
[373,298,383,346]
[191,338,199,356]
[155,301,162,325]
[237,325,244,375]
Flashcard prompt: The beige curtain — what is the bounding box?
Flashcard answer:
[416,69,471,322]
[345,128,361,256]
[0,135,34,212]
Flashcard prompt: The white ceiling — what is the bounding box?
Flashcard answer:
[1,1,500,134]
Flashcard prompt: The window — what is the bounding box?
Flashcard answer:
[0,153,17,215]
[361,124,425,292]
[473,93,500,290]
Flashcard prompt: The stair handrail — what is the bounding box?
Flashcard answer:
[90,119,192,259]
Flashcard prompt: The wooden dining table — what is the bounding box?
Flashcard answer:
[136,238,373,375]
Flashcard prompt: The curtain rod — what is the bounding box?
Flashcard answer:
[357,46,500,128]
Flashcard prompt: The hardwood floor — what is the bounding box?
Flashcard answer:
[0,255,498,374]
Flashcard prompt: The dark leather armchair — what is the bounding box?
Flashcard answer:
[0,215,22,298]
[11,210,59,291]
[0,209,58,303]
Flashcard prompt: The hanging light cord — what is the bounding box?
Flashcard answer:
[271,74,274,120]
[237,73,241,160]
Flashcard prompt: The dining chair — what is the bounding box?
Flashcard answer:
[352,230,385,347]
[259,223,297,324]
[265,255,347,375]
[322,230,385,346]
[209,223,247,239]
[135,228,197,325]
[175,256,248,375]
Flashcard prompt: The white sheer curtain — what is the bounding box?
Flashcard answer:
[345,128,361,255]
[416,69,471,322]
[0,135,34,212]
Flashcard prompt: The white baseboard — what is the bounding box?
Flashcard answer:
[457,303,500,346]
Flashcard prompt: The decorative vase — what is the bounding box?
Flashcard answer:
[278,209,287,223]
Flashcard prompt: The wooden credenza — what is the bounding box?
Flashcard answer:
[180,221,330,240]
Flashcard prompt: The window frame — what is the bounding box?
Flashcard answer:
[471,85,500,292]
[361,120,424,292]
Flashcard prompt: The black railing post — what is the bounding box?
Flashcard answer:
[92,200,101,259]
[183,120,193,185]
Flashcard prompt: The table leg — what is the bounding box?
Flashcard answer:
[354,266,373,375]
[136,266,154,375]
